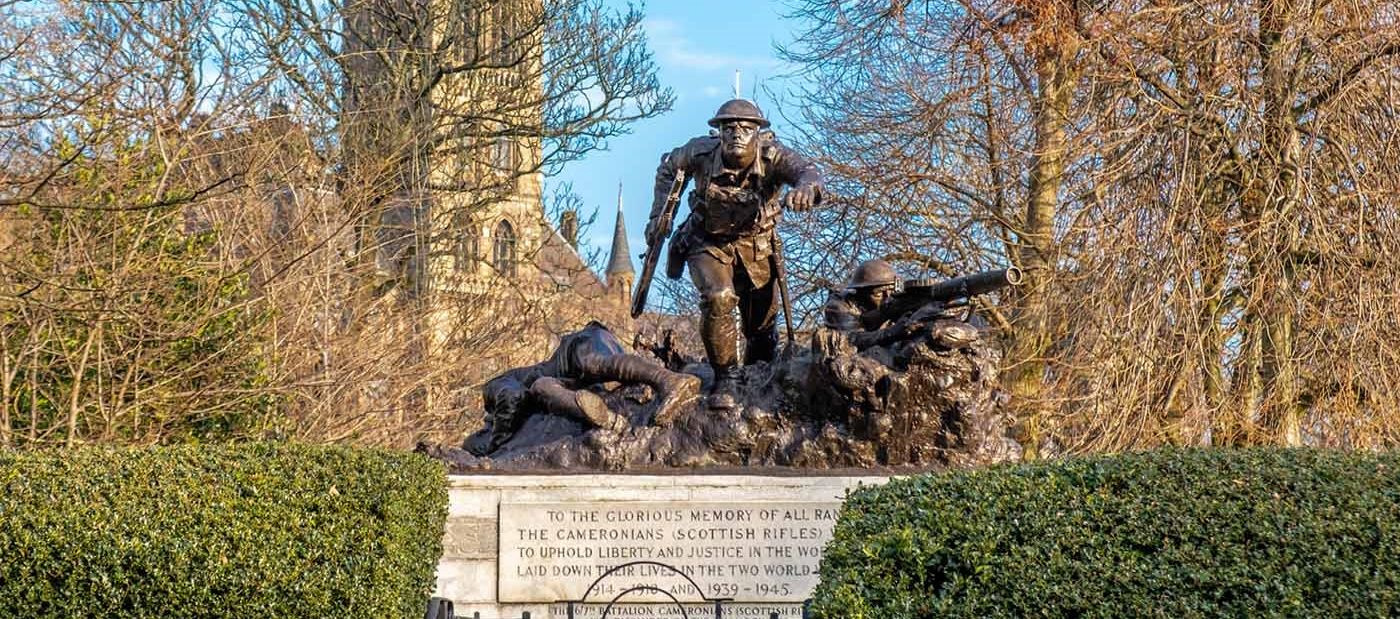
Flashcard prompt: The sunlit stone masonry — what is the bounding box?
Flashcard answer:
[436,473,890,619]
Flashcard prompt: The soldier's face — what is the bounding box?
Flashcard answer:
[858,286,894,309]
[720,121,759,162]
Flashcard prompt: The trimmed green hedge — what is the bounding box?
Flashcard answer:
[0,443,447,618]
[812,448,1400,618]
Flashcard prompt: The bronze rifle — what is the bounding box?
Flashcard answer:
[631,167,689,318]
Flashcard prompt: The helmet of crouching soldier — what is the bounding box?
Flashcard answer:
[848,259,898,290]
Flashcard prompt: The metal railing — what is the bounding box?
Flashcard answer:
[426,600,811,619]
[425,598,537,619]
[426,558,815,619]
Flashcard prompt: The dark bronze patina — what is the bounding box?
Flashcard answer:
[631,168,687,319]
[859,267,1023,330]
[823,259,899,330]
[423,267,1022,471]
[641,99,824,410]
[463,321,701,456]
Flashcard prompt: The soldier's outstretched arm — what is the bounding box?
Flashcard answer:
[772,142,824,211]
[849,316,924,350]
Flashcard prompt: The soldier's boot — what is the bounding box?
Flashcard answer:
[707,364,743,411]
[583,355,701,427]
[651,370,702,427]
[528,378,628,432]
[468,381,528,456]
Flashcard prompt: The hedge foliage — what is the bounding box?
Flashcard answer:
[812,448,1400,618]
[0,443,447,618]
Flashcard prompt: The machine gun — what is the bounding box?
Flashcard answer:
[860,267,1023,330]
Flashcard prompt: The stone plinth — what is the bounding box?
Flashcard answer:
[437,473,889,619]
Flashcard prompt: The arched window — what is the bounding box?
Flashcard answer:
[453,211,477,272]
[493,220,517,278]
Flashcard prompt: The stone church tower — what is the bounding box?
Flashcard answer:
[339,0,635,380]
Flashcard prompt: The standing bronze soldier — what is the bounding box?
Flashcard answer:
[645,99,823,409]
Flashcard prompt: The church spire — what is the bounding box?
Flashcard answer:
[606,181,634,280]
[606,181,634,314]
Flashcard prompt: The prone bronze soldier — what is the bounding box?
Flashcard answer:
[465,321,700,456]
[646,99,824,409]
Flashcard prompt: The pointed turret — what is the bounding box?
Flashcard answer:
[605,182,634,309]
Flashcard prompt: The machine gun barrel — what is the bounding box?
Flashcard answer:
[860,267,1022,329]
[902,267,1023,303]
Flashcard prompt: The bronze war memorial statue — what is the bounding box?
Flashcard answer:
[422,99,1023,472]
[640,97,822,411]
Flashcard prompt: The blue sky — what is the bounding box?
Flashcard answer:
[551,0,805,270]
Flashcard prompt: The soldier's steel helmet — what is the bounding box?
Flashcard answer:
[849,259,898,289]
[708,99,770,128]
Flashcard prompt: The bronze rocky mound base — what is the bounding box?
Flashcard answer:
[420,314,1021,472]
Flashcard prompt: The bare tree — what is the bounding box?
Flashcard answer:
[780,0,1400,453]
[0,0,671,447]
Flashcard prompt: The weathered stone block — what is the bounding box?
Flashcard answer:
[442,517,498,559]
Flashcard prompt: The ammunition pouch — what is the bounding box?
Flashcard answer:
[693,183,765,238]
[666,237,685,279]
[665,218,694,280]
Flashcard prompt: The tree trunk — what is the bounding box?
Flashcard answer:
[1254,0,1303,445]
[1,332,13,447]
[66,323,100,448]
[1197,181,1236,445]
[1010,35,1078,459]
[1199,264,1231,444]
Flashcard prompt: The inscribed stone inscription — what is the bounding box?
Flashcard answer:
[500,502,840,603]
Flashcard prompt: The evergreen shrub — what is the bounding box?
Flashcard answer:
[0,443,447,618]
[812,448,1400,618]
